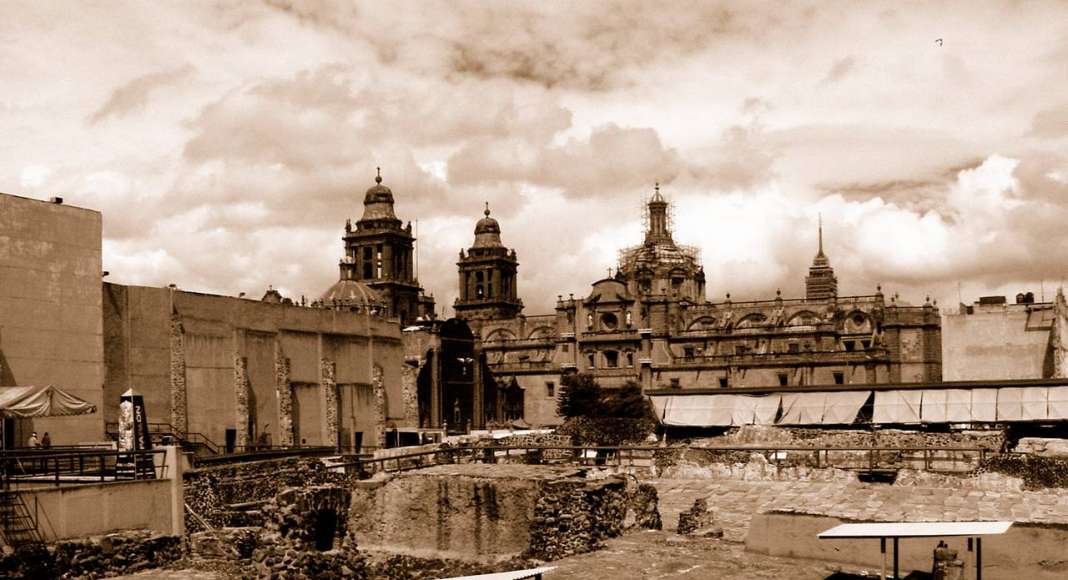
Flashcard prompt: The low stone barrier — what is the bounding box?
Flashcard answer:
[0,530,181,579]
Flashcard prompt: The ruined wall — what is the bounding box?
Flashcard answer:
[0,193,105,444]
[349,464,661,561]
[0,530,181,579]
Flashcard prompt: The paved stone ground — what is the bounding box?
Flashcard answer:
[653,477,1068,542]
[546,530,848,579]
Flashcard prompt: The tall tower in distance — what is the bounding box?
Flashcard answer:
[454,203,523,323]
[339,168,434,324]
[805,215,838,301]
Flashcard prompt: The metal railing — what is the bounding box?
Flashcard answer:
[105,422,221,455]
[1,448,167,486]
[333,443,992,479]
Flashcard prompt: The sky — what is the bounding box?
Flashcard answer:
[3,0,1068,316]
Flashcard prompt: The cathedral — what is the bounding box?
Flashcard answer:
[454,184,942,426]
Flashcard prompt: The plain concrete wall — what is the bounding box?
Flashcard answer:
[25,479,173,540]
[746,512,1068,580]
[0,193,105,444]
[942,305,1051,381]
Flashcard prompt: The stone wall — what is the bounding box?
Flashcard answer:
[0,530,181,579]
[708,425,1005,450]
[184,457,349,532]
[350,464,661,562]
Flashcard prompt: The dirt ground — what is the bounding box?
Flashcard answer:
[116,531,873,579]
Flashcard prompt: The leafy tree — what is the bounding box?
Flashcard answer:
[601,381,653,420]
[557,373,602,418]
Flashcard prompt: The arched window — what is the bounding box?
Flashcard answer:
[585,351,596,369]
[604,350,619,368]
[475,271,484,299]
[625,351,634,367]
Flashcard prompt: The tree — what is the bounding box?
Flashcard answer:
[557,373,602,418]
[601,381,653,420]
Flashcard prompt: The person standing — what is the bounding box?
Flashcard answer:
[41,432,51,449]
[28,431,39,448]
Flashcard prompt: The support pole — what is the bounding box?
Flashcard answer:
[976,537,982,580]
[880,537,887,580]
[893,537,899,579]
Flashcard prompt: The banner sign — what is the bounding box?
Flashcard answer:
[118,389,151,453]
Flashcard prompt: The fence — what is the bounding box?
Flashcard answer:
[1,448,167,487]
[334,443,991,479]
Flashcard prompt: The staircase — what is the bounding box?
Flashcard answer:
[0,490,41,547]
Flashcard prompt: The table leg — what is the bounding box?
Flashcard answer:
[893,537,899,580]
[880,537,887,580]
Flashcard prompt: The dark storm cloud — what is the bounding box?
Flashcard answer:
[87,65,196,124]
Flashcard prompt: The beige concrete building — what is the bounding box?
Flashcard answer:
[102,283,410,452]
[0,193,105,446]
[942,292,1065,381]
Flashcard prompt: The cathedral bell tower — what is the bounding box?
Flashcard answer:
[454,203,523,321]
[337,168,434,324]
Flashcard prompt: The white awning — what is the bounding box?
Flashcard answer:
[444,567,557,580]
[873,390,922,424]
[996,387,1025,421]
[971,388,997,422]
[920,389,947,423]
[730,395,758,425]
[944,389,973,422]
[1021,387,1049,421]
[648,395,669,421]
[818,521,1013,539]
[663,395,733,427]
[753,394,781,425]
[659,394,781,427]
[1049,386,1068,420]
[778,392,826,425]
[822,391,871,424]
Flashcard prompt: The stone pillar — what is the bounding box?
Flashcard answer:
[275,347,294,447]
[472,348,484,429]
[1051,288,1068,378]
[372,365,387,448]
[235,355,251,450]
[401,360,420,426]
[321,358,338,449]
[169,314,188,435]
[430,349,442,428]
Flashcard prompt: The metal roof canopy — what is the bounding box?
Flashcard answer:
[818,521,1012,539]
[443,566,556,580]
[818,521,1012,580]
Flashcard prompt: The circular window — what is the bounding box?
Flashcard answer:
[601,312,618,330]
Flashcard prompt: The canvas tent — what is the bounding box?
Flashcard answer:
[0,385,96,418]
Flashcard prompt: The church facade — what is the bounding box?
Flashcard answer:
[455,185,943,426]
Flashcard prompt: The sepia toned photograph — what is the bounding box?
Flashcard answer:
[1,1,1067,578]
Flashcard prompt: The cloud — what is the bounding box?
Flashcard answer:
[822,56,856,84]
[87,65,196,124]
[1030,103,1068,139]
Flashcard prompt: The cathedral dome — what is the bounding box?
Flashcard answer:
[319,279,383,309]
[361,169,398,221]
[472,203,503,248]
[364,177,394,205]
